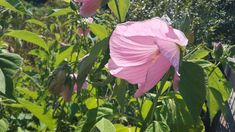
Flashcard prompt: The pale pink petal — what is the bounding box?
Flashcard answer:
[110,32,158,67]
[108,59,153,84]
[155,39,180,72]
[172,29,188,46]
[134,55,171,97]
[79,0,102,17]
[117,17,188,47]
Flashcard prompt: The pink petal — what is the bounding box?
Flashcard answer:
[172,29,188,46]
[134,55,171,97]
[155,39,180,72]
[117,17,188,46]
[108,59,153,84]
[79,0,102,17]
[110,32,158,67]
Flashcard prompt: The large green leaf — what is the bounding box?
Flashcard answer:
[108,0,130,22]
[0,0,22,13]
[95,118,116,132]
[5,30,48,51]
[18,99,56,130]
[0,69,6,94]
[145,121,170,132]
[179,61,206,122]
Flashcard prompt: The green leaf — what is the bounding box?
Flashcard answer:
[113,79,127,110]
[0,118,8,132]
[156,93,205,132]
[49,8,73,17]
[0,69,6,94]
[89,23,109,40]
[26,19,47,29]
[179,61,206,122]
[145,121,170,132]
[77,38,109,89]
[81,107,113,132]
[229,45,235,57]
[55,45,74,67]
[141,100,153,120]
[18,99,56,130]
[189,49,210,60]
[16,87,38,99]
[206,65,231,101]
[206,87,223,122]
[95,118,116,132]
[114,124,129,132]
[108,0,130,22]
[85,97,105,110]
[5,30,48,51]
[0,0,22,13]
[0,51,22,97]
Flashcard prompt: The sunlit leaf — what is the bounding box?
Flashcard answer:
[89,23,109,40]
[5,30,48,51]
[85,97,105,110]
[55,45,74,67]
[108,0,130,22]
[95,118,116,132]
[26,19,47,29]
[189,49,210,59]
[0,118,8,132]
[18,99,56,130]
[141,100,152,120]
[0,0,22,13]
[49,8,73,17]
[0,69,6,94]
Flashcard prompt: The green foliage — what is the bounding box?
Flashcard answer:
[179,61,206,122]
[5,30,49,51]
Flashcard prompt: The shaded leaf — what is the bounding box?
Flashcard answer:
[179,61,206,122]
[145,121,170,132]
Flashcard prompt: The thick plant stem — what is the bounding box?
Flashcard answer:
[114,0,121,22]
[140,70,171,131]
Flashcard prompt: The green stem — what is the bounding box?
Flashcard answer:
[140,70,171,131]
[114,0,121,22]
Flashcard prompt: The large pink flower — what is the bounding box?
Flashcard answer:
[108,17,188,97]
[75,0,102,17]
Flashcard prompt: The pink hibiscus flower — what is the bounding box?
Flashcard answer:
[75,0,102,17]
[108,17,188,97]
